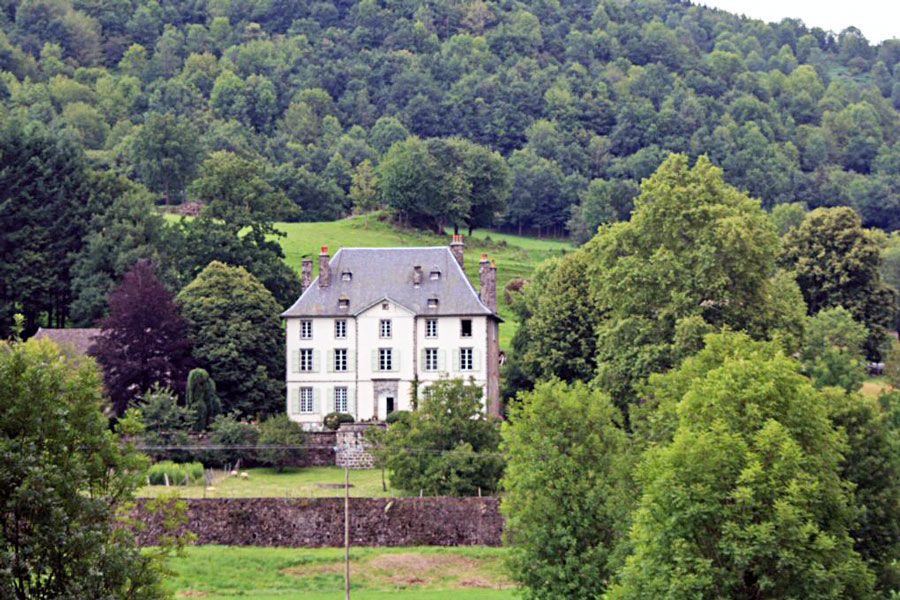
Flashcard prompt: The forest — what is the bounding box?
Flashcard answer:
[0,0,898,239]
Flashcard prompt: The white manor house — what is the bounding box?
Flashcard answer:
[282,235,501,429]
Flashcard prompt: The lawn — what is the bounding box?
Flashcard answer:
[138,467,394,499]
[165,545,516,599]
[860,375,893,398]
[166,213,572,347]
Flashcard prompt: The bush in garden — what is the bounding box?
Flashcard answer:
[205,412,259,468]
[186,368,221,431]
[147,461,205,486]
[139,385,195,462]
[323,412,354,431]
[258,414,305,472]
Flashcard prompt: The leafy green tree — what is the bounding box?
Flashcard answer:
[0,337,169,599]
[70,173,168,326]
[185,367,220,431]
[770,202,807,236]
[130,112,202,203]
[257,414,305,472]
[371,379,503,496]
[205,411,259,467]
[177,261,284,418]
[799,307,869,392]
[611,333,874,599]
[349,158,379,228]
[827,389,900,594]
[567,178,639,245]
[588,154,804,405]
[782,207,896,358]
[502,380,634,599]
[138,384,194,462]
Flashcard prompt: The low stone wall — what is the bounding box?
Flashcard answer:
[335,423,384,469]
[302,431,337,467]
[132,497,502,547]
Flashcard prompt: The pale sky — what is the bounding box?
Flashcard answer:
[696,0,899,43]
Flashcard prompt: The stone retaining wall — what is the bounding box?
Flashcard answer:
[132,497,502,547]
[335,423,384,469]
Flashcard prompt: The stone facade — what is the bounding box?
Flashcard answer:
[335,422,384,469]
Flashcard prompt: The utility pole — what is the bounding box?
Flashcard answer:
[344,448,351,600]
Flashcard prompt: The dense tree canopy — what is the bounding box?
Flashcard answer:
[0,0,897,237]
[0,337,168,598]
[177,261,284,418]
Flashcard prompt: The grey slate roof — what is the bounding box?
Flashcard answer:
[33,328,100,355]
[281,247,498,319]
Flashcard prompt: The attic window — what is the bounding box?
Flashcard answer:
[430,271,441,281]
[341,271,352,282]
[382,302,390,310]
[338,298,350,309]
[427,298,439,309]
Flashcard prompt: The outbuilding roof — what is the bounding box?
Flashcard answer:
[33,328,100,355]
[281,247,498,319]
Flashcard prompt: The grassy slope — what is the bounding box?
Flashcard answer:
[166,213,571,348]
[166,545,515,599]
[138,467,392,499]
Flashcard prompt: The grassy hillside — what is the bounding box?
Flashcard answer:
[166,545,515,599]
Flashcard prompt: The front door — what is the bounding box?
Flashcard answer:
[385,396,395,416]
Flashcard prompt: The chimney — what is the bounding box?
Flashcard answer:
[318,245,331,288]
[413,265,422,286]
[479,253,497,312]
[301,258,313,292]
[450,234,464,269]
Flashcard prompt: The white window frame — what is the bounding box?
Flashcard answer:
[426,318,438,338]
[430,271,440,280]
[379,348,393,371]
[460,347,474,371]
[461,319,472,338]
[299,348,314,371]
[300,320,313,339]
[334,348,348,372]
[380,319,392,338]
[299,387,314,413]
[427,298,438,309]
[334,387,348,413]
[425,348,438,371]
[334,319,347,339]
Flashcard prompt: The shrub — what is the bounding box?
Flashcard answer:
[323,412,355,430]
[140,385,195,462]
[205,412,259,468]
[258,414,305,472]
[385,410,410,425]
[147,461,205,486]
[186,368,221,431]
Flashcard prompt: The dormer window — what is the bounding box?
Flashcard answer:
[341,271,352,282]
[427,298,439,309]
[338,298,350,309]
[430,271,441,281]
[382,302,390,310]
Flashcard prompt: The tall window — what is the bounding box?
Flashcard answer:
[380,319,392,338]
[300,320,313,339]
[426,319,438,338]
[460,347,473,371]
[379,348,393,371]
[334,348,347,371]
[299,387,314,413]
[461,319,472,337]
[334,387,348,413]
[425,348,438,371]
[334,319,347,338]
[299,348,313,371]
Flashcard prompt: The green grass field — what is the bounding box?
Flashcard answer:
[165,545,515,599]
[138,467,394,499]
[166,213,571,347]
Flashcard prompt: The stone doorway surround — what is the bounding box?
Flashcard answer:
[372,379,399,421]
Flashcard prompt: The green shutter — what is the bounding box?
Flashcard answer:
[312,350,320,372]
[473,348,481,371]
[420,349,426,371]
[313,388,321,414]
[288,387,299,414]
[327,387,334,413]
[349,350,356,371]
[392,348,399,371]
[439,349,446,371]
[292,350,300,373]
[371,349,378,371]
[327,349,334,373]
[452,349,460,372]
[348,387,356,416]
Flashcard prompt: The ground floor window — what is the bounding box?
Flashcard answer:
[299,387,314,413]
[335,387,348,413]
[425,348,438,371]
[460,347,473,371]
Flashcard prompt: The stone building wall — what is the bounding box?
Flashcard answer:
[335,422,384,469]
